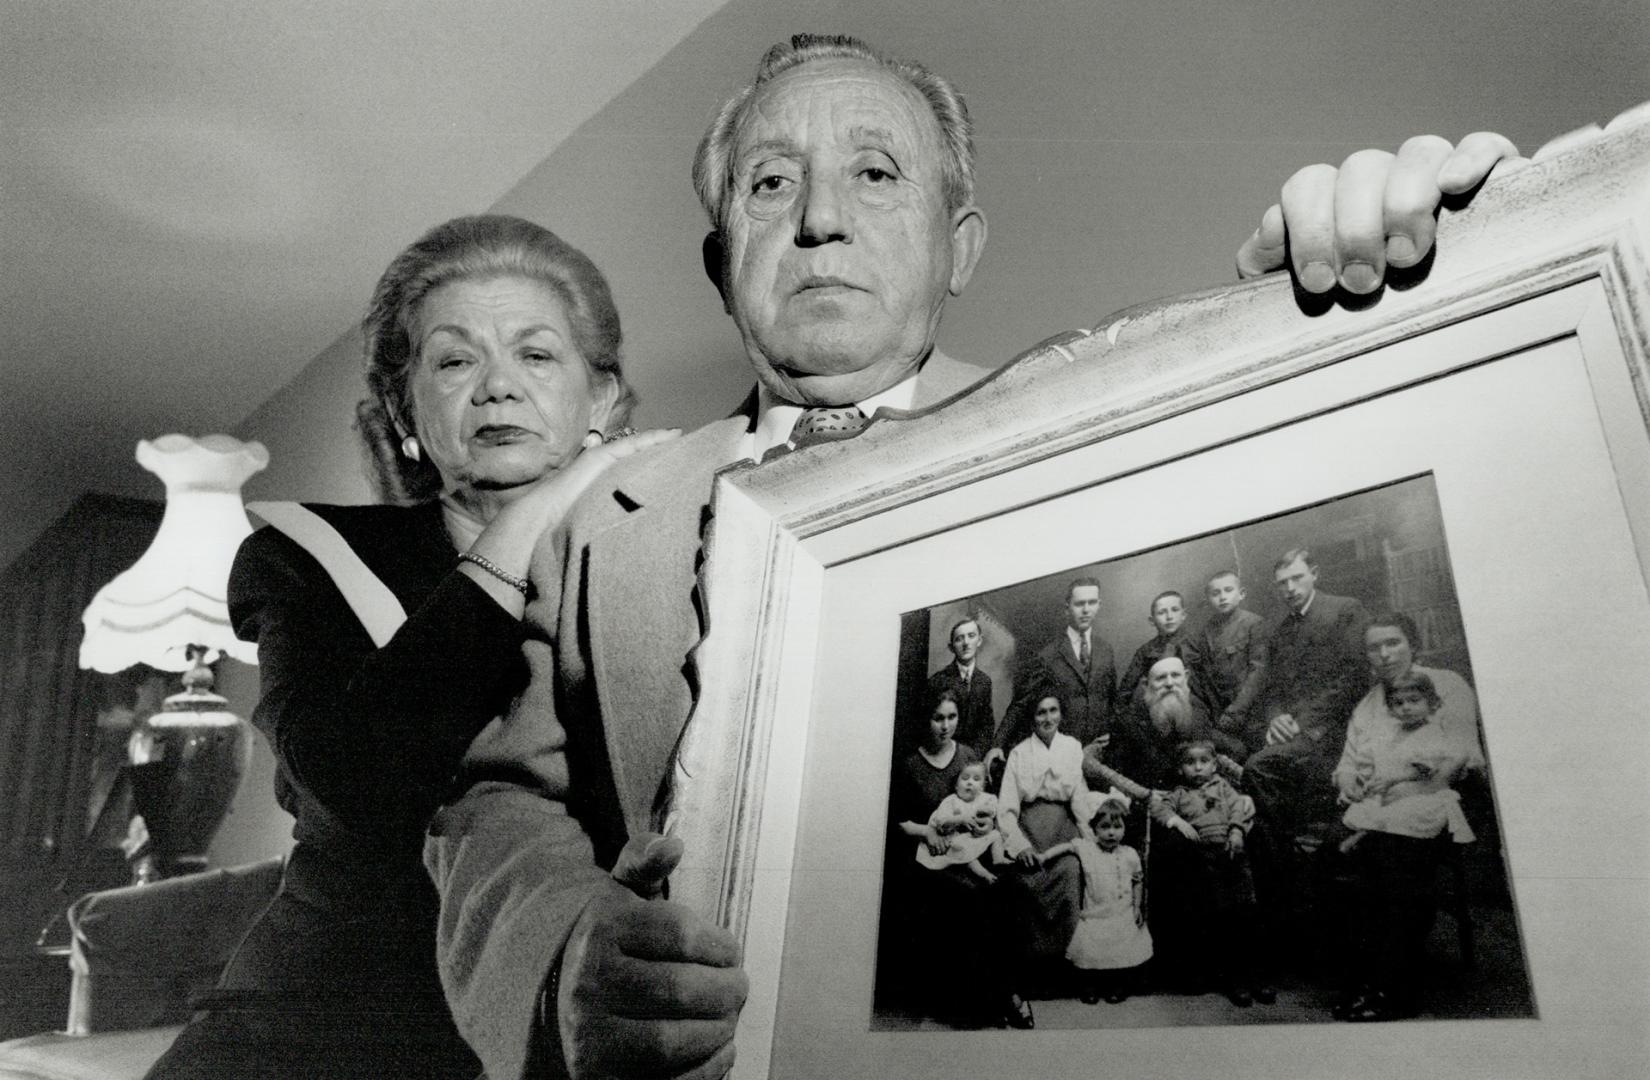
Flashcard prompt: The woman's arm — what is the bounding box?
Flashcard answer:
[927,798,967,835]
[232,518,527,844]
[996,748,1032,857]
[1038,840,1076,864]
[1333,697,1377,802]
[454,431,682,620]
[899,819,948,854]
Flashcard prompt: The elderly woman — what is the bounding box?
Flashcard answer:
[884,690,1034,1029]
[998,687,1089,986]
[144,215,672,1080]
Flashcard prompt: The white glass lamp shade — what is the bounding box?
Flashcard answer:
[79,434,269,673]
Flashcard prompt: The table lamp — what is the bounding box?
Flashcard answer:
[78,434,268,882]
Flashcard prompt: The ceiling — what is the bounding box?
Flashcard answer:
[4,0,1647,572]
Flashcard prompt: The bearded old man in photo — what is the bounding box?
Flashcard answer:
[1085,656,1246,793]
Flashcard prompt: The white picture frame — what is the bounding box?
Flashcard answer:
[670,105,1650,1079]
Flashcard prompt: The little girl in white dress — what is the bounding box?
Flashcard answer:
[1039,789,1153,1002]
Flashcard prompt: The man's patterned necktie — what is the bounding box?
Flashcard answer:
[789,405,869,448]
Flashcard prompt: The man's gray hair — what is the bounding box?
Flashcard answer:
[691,33,977,238]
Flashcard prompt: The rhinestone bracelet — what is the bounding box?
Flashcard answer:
[458,551,530,597]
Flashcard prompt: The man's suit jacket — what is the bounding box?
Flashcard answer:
[926,661,995,754]
[1254,590,1372,748]
[1004,634,1117,750]
[425,354,989,1080]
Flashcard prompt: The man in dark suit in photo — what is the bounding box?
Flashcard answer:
[1244,546,1371,860]
[927,616,996,757]
[1010,577,1117,751]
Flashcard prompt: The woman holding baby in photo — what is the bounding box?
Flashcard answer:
[885,689,1035,1029]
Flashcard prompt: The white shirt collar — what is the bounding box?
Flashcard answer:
[956,659,976,679]
[742,372,921,462]
[1065,625,1091,655]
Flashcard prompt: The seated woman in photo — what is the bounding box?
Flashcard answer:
[1331,669,1479,1023]
[998,687,1090,986]
[886,690,1034,1029]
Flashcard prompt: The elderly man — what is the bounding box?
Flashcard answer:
[427,35,1518,1079]
[1086,656,1242,791]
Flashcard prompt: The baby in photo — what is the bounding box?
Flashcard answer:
[917,761,1008,882]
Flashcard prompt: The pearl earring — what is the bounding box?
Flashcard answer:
[400,435,421,462]
[582,429,603,449]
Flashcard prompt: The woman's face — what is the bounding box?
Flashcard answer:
[928,700,959,749]
[1033,696,1062,744]
[406,275,616,503]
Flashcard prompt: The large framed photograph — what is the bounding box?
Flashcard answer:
[670,110,1650,1078]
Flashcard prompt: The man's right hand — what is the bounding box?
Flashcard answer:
[1266,713,1300,746]
[557,834,748,1079]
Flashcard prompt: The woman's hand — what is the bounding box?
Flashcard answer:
[923,826,950,856]
[459,429,681,613]
[497,428,682,540]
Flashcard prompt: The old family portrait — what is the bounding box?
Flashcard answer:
[876,474,1536,1031]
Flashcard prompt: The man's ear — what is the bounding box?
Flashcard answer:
[947,206,988,297]
[702,231,730,313]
